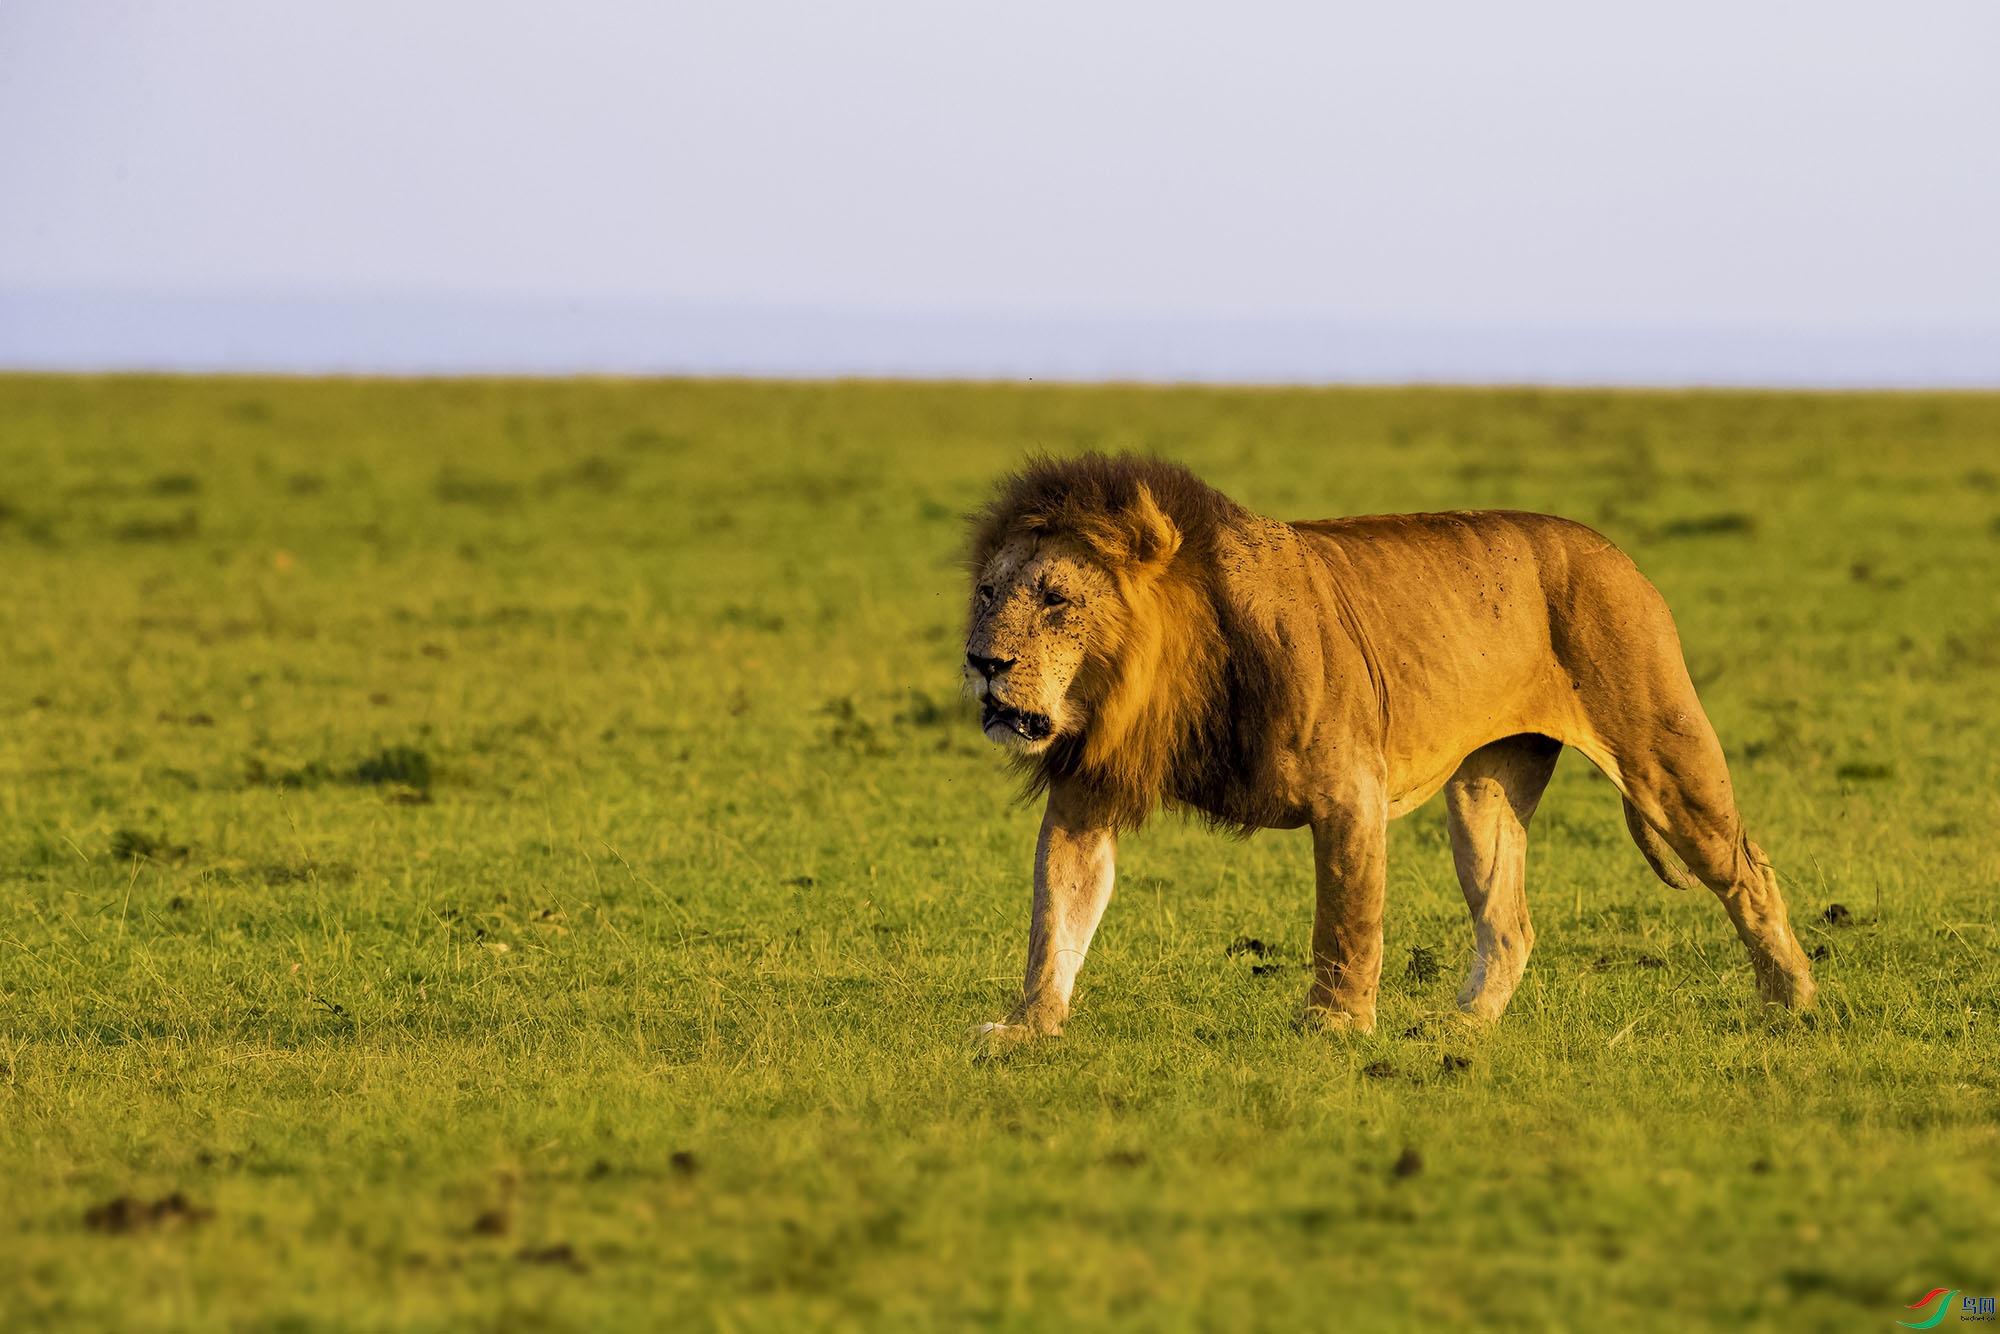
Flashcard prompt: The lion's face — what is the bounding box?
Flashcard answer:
[964,537,1118,754]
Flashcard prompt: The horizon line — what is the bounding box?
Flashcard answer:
[5,285,1998,389]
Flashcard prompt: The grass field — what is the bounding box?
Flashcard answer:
[2,375,1997,1331]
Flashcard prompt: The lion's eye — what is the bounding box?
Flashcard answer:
[1042,588,1069,609]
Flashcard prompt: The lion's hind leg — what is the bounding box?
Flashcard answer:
[1445,734,1562,1023]
[1623,761,1818,1012]
[1632,784,1824,1000]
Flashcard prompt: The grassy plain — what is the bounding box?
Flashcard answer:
[1,375,1997,1331]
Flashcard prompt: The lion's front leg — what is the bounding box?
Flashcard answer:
[981,780,1116,1042]
[1304,783,1389,1034]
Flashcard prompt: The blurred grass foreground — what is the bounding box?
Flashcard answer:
[2,375,1997,1330]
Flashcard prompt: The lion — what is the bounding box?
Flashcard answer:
[961,453,1816,1039]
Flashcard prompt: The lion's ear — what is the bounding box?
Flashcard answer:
[1126,484,1182,571]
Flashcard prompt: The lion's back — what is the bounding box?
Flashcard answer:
[1290,508,1656,614]
[1287,506,1676,702]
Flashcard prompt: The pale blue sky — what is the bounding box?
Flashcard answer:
[3,2,1997,378]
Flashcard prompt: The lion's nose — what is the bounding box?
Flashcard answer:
[966,652,1016,681]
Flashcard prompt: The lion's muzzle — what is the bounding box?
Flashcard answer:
[981,699,1054,743]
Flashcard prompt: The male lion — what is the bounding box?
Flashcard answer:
[962,454,1816,1038]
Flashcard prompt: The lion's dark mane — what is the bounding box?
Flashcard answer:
[968,453,1295,832]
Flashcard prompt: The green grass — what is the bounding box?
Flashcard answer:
[2,375,1997,1331]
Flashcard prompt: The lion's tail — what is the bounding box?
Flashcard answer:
[1621,798,1699,891]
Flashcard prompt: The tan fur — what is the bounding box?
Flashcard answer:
[964,454,1817,1038]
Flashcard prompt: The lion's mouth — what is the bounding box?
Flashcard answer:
[982,700,1054,743]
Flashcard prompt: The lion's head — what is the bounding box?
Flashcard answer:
[963,532,1127,753]
[964,455,1257,827]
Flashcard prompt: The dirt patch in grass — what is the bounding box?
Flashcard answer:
[113,511,200,542]
[469,1209,509,1237]
[1405,946,1441,984]
[1654,512,1755,540]
[85,1193,212,1233]
[246,745,433,797]
[517,1243,588,1273]
[351,746,431,789]
[110,830,189,863]
[1589,950,1668,971]
[255,862,358,886]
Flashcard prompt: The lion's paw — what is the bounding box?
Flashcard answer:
[1768,971,1818,1012]
[1296,1006,1376,1036]
[1453,994,1512,1025]
[966,1021,1041,1056]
